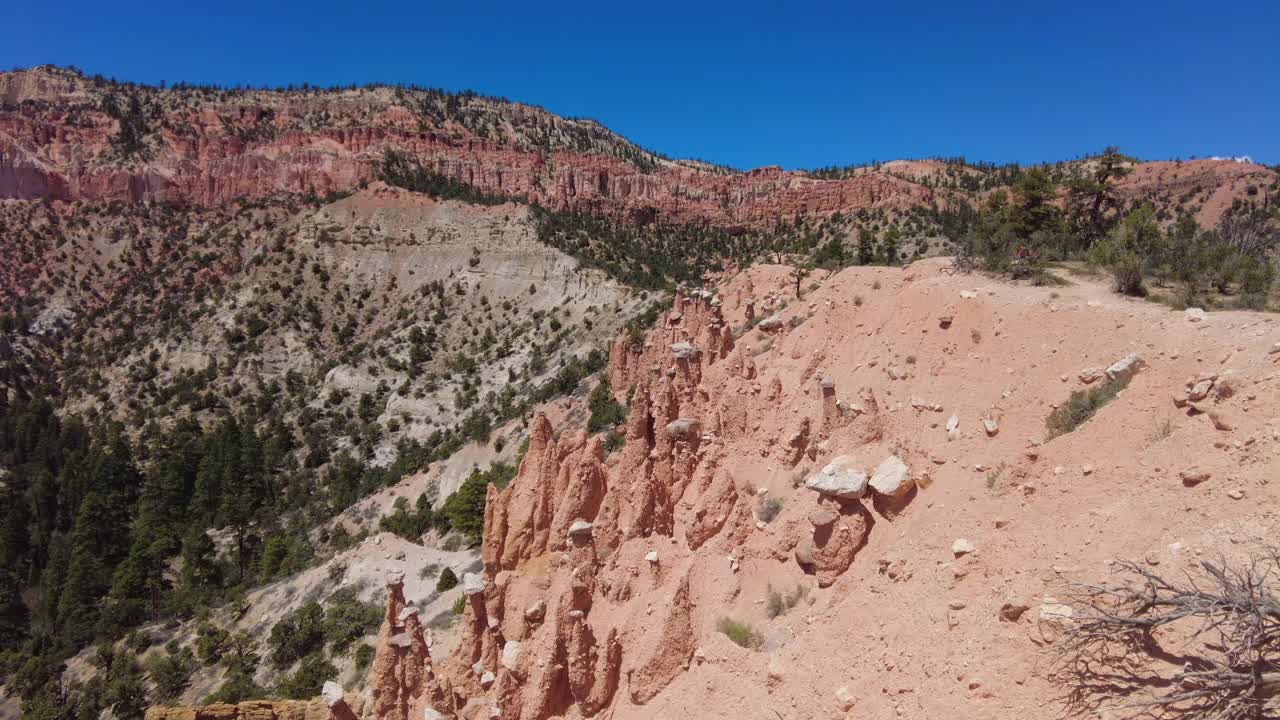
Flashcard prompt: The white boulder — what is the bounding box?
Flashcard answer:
[804,456,869,500]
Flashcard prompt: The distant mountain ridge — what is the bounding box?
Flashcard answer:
[5,66,1272,230]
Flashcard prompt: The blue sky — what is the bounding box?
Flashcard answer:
[7,0,1278,169]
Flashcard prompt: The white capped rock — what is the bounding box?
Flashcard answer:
[480,671,495,688]
[321,681,345,708]
[1039,599,1074,624]
[952,538,975,557]
[1106,353,1144,382]
[462,572,485,596]
[946,415,960,432]
[665,418,701,439]
[568,520,594,538]
[1185,307,1206,322]
[423,710,445,720]
[644,551,659,564]
[501,640,522,670]
[869,455,912,498]
[804,455,869,500]
[835,686,856,712]
[757,314,784,331]
[1187,379,1213,401]
[670,342,700,360]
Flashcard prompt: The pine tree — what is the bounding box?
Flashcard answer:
[179,526,220,592]
[1011,168,1062,243]
[57,494,111,642]
[0,570,29,647]
[103,654,148,720]
[881,227,900,266]
[856,228,876,265]
[1067,146,1132,248]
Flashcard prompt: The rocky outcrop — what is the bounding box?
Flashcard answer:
[0,69,938,229]
[369,572,451,720]
[145,700,342,720]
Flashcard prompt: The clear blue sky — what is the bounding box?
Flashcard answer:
[7,0,1278,169]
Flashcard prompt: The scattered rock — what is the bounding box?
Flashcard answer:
[1078,367,1104,384]
[1039,599,1074,625]
[524,600,546,622]
[480,671,495,688]
[1106,353,1144,382]
[567,520,594,538]
[938,315,954,328]
[808,509,838,528]
[834,686,856,712]
[1207,410,1234,432]
[869,454,912,498]
[946,415,959,432]
[1184,307,1206,322]
[804,456,869,500]
[1227,489,1245,500]
[645,550,659,564]
[952,538,975,557]
[999,602,1031,622]
[1179,467,1210,486]
[982,418,999,436]
[948,600,967,610]
[1187,379,1214,402]
[794,543,814,566]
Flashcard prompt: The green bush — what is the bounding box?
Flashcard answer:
[436,463,515,543]
[145,648,195,703]
[436,567,459,593]
[716,617,764,650]
[1046,375,1131,438]
[756,497,783,523]
[1111,254,1146,296]
[275,653,336,699]
[321,588,382,653]
[354,643,375,671]
[765,584,808,619]
[586,380,627,433]
[602,430,625,454]
[268,602,325,667]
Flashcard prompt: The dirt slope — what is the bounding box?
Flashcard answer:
[432,258,1279,719]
